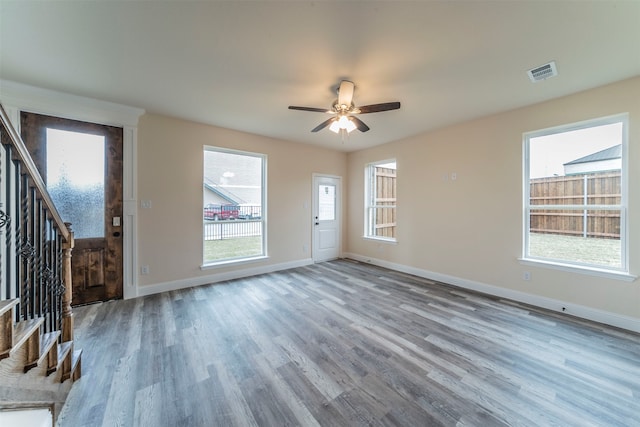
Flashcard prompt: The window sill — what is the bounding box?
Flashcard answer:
[363,236,397,244]
[201,255,268,270]
[518,258,637,282]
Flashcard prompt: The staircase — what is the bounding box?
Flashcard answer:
[0,300,81,419]
[0,102,82,423]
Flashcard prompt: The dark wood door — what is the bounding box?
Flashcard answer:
[21,112,123,305]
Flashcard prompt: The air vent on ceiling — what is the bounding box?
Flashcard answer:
[527,61,558,82]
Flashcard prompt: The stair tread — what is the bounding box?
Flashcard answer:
[71,349,82,370]
[0,299,19,317]
[11,318,44,354]
[38,330,61,364]
[71,348,82,381]
[57,341,72,365]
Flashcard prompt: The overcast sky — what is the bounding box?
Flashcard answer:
[528,122,622,179]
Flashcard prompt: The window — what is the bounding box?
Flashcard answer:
[203,146,266,265]
[318,184,336,221]
[46,128,105,239]
[524,114,628,272]
[365,160,397,240]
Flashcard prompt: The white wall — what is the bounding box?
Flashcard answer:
[346,76,640,331]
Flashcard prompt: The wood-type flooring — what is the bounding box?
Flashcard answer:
[57,259,640,426]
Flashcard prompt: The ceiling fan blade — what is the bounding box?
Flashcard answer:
[350,116,370,132]
[338,80,355,107]
[289,106,332,113]
[356,102,401,114]
[311,117,337,132]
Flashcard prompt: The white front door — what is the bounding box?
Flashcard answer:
[312,175,341,262]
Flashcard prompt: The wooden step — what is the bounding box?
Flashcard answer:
[9,317,44,370]
[71,349,82,381]
[0,299,19,360]
[57,341,72,367]
[44,331,62,376]
[58,341,73,383]
[12,318,44,351]
[13,318,44,372]
[0,299,18,317]
[23,330,60,374]
[58,343,82,383]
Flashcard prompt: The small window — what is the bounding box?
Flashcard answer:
[523,115,627,272]
[318,184,336,221]
[365,160,397,240]
[203,146,266,264]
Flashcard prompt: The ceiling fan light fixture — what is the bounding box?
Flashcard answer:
[344,117,357,133]
[288,80,401,135]
[330,115,357,133]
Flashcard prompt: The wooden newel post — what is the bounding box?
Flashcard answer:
[62,222,75,343]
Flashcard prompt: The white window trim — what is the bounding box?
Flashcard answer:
[518,257,636,282]
[522,113,629,275]
[364,159,397,242]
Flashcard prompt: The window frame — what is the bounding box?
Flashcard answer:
[201,145,267,268]
[522,113,630,277]
[364,159,397,242]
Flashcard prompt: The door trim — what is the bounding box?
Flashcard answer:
[312,173,342,263]
[2,80,144,299]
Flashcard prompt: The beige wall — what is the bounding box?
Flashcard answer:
[136,77,639,325]
[347,76,640,320]
[137,113,347,287]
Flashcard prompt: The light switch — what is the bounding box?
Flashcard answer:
[113,216,121,227]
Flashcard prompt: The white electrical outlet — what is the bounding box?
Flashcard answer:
[141,265,150,275]
[523,271,531,281]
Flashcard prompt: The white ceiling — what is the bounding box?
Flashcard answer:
[1,1,639,152]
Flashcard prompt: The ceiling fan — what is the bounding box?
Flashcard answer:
[288,80,401,134]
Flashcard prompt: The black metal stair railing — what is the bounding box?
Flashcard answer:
[0,102,70,335]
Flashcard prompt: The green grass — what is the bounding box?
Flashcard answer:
[203,233,620,268]
[529,233,621,268]
[204,236,263,262]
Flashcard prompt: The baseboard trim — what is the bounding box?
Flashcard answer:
[343,252,640,334]
[136,258,314,297]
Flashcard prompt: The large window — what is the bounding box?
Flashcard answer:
[523,114,628,272]
[203,146,266,265]
[365,160,397,240]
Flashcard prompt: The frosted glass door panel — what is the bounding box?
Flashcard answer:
[46,128,105,238]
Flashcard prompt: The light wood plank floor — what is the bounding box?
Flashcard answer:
[57,259,640,426]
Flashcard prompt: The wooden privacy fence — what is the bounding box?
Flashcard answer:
[529,171,620,239]
[374,167,396,238]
